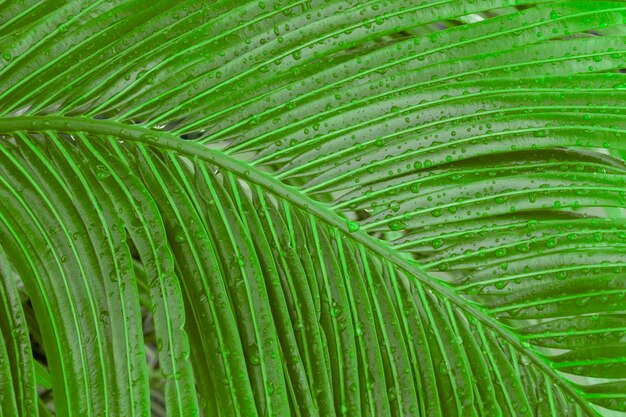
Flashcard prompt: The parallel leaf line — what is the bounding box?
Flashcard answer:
[134,0,458,126]
[333,230,364,415]
[363,184,626,231]
[4,134,107,414]
[553,357,626,369]
[489,289,626,314]
[336,160,626,211]
[0,158,86,414]
[0,1,44,36]
[199,7,626,144]
[523,326,626,340]
[198,161,278,416]
[167,41,626,137]
[414,283,464,416]
[394,217,626,250]
[134,145,204,414]
[0,252,30,413]
[270,103,626,175]
[442,299,480,415]
[584,393,626,399]
[165,153,239,413]
[253,185,318,414]
[546,377,557,415]
[309,215,346,413]
[305,121,626,193]
[423,228,626,268]
[373,261,409,415]
[391,262,426,415]
[358,245,398,417]
[52,132,138,416]
[80,0,309,117]
[14,0,185,115]
[459,261,626,292]
[102,140,199,415]
[0,115,599,415]
[0,0,109,98]
[475,322,517,416]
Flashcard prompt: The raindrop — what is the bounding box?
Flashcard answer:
[431,238,444,249]
[95,164,111,180]
[249,344,261,365]
[99,311,109,324]
[389,220,406,231]
[173,230,186,243]
[575,297,589,307]
[438,361,448,375]
[431,208,443,217]
[347,221,360,232]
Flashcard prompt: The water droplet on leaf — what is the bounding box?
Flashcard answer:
[347,221,360,232]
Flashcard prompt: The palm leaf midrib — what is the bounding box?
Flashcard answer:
[0,114,597,415]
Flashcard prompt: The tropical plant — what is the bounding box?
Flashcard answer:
[1,1,625,416]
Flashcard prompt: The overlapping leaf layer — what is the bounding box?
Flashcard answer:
[1,1,625,416]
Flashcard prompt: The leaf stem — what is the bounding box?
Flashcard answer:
[0,115,600,416]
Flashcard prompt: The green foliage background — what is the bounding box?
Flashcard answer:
[1,1,626,416]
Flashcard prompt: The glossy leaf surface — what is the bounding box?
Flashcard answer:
[1,1,625,416]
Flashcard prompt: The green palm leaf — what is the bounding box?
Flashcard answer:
[1,1,625,416]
